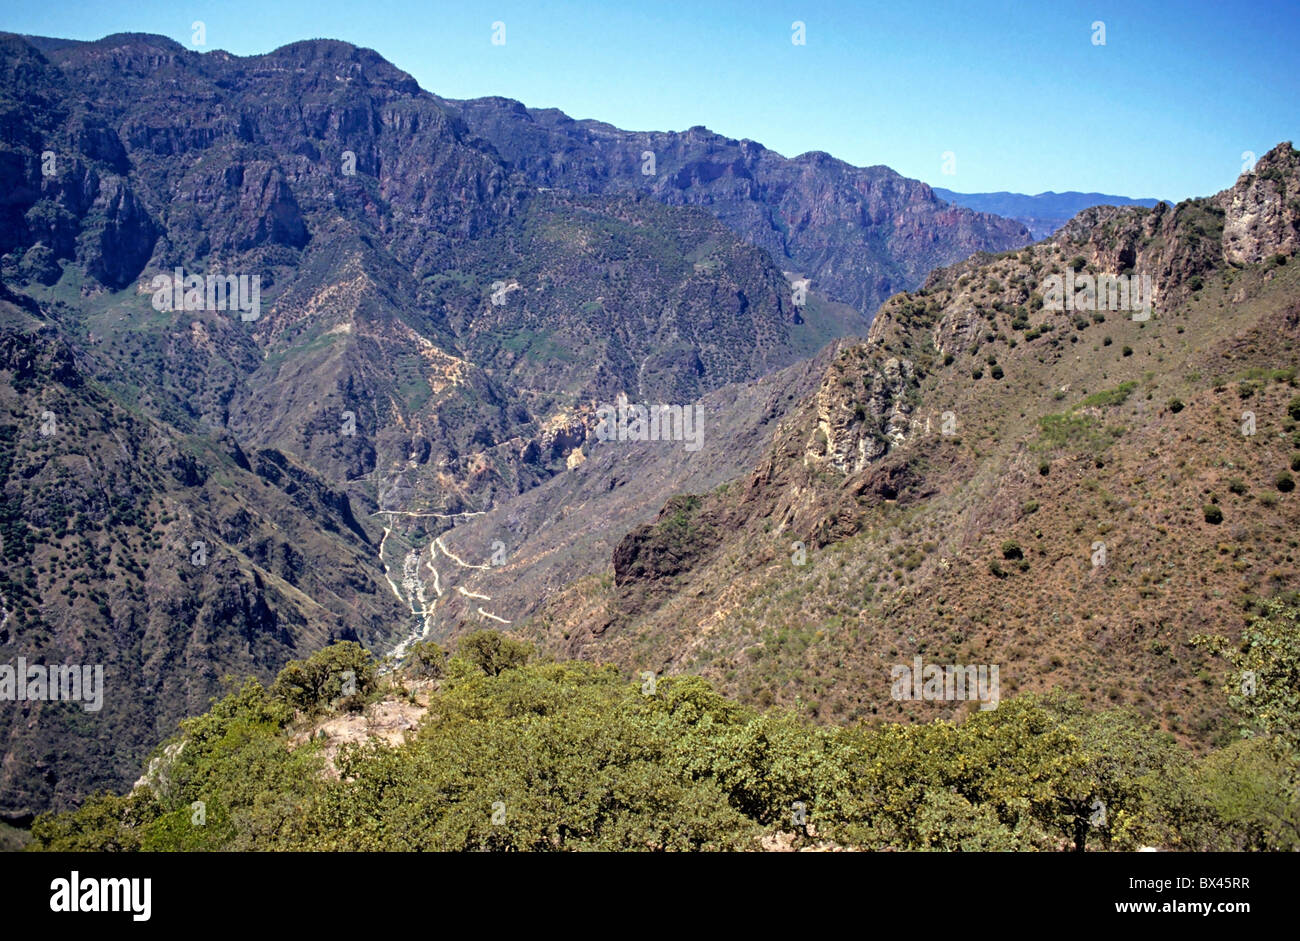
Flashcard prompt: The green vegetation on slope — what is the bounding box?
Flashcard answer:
[29,607,1300,851]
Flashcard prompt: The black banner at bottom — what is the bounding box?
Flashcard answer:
[0,850,1282,929]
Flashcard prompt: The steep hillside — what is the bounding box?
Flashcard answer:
[513,143,1300,745]
[3,28,1283,825]
[0,290,408,819]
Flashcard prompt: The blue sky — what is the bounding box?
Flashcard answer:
[5,0,1298,201]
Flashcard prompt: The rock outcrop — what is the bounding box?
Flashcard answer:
[1218,142,1300,265]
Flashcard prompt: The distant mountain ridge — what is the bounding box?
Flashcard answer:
[933,188,1167,239]
[450,99,1033,316]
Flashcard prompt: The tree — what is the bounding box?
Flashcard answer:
[1192,738,1300,850]
[1191,599,1300,848]
[1194,599,1300,757]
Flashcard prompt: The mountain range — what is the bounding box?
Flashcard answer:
[0,30,1032,818]
[933,189,1167,240]
[1,29,1296,832]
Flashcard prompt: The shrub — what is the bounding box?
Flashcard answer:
[991,365,1004,380]
[1001,540,1024,560]
[1227,478,1248,496]
[1277,472,1295,493]
[408,641,447,679]
[1122,346,1133,357]
[1168,398,1184,413]
[1204,505,1224,524]
[457,630,533,676]
[271,642,377,715]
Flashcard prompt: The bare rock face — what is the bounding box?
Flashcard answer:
[287,698,428,779]
[790,144,1300,492]
[132,742,186,797]
[78,174,159,288]
[930,302,982,359]
[516,409,592,467]
[806,344,915,475]
[539,413,590,464]
[1218,142,1300,265]
[1056,201,1205,311]
[172,157,309,253]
